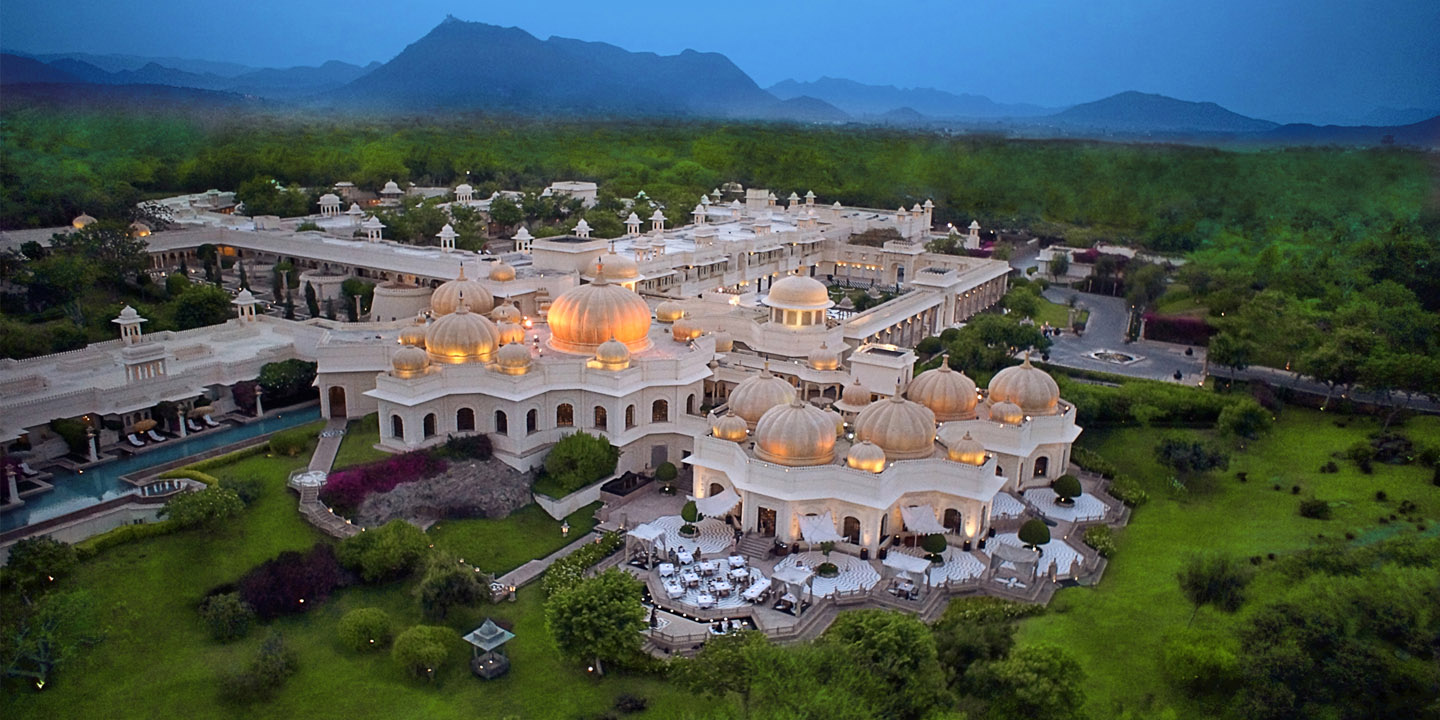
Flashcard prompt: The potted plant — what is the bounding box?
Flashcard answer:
[679,501,700,537]
[1052,474,1082,507]
[655,461,677,495]
[1019,518,1051,550]
[921,533,948,563]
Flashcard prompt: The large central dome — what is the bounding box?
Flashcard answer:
[907,357,978,422]
[762,275,834,311]
[987,355,1060,416]
[754,398,836,467]
[854,393,936,461]
[547,273,653,354]
[425,301,500,364]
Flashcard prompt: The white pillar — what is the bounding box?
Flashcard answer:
[255,389,264,417]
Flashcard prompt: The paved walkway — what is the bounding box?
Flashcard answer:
[295,418,359,539]
[494,531,601,590]
[308,419,347,471]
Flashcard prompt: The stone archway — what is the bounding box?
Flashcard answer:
[328,386,347,418]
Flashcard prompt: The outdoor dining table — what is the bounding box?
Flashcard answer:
[727,555,746,568]
[729,567,749,581]
[712,580,733,597]
[676,548,695,565]
[698,560,717,576]
[742,578,770,602]
[664,581,685,599]
[658,563,676,577]
[697,592,716,609]
[681,570,701,587]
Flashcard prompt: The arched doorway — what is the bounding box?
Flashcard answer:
[556,403,574,427]
[390,414,404,440]
[652,399,668,423]
[423,413,437,438]
[593,406,607,430]
[328,386,347,418]
[843,516,861,545]
[709,482,725,496]
[526,409,538,434]
[494,410,508,435]
[1033,456,1049,477]
[943,508,961,533]
[456,408,475,432]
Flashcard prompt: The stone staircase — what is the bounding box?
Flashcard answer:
[737,533,773,558]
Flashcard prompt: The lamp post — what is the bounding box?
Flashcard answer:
[561,521,570,538]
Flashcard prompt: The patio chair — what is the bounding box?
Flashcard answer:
[203,415,221,427]
[127,434,146,448]
[18,462,40,477]
[146,429,167,443]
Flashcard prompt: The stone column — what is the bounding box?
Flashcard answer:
[255,389,264,417]
[87,429,99,462]
[6,468,18,505]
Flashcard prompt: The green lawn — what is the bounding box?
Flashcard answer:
[333,413,389,469]
[1015,408,1439,718]
[428,502,603,576]
[1033,297,1074,328]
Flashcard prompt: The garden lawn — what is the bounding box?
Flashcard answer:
[1014,408,1439,719]
[1032,296,1073,328]
[333,413,388,469]
[9,463,691,719]
[427,502,603,576]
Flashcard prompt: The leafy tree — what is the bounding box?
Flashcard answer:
[1048,252,1070,279]
[337,520,429,583]
[487,195,523,231]
[823,609,949,720]
[303,282,319,318]
[198,592,255,642]
[0,590,101,688]
[1052,474,1082,501]
[968,644,1086,720]
[944,314,1051,373]
[392,625,455,681]
[1216,398,1272,440]
[165,271,191,297]
[3,537,77,598]
[1002,285,1041,319]
[337,608,393,652]
[673,630,771,717]
[1124,262,1168,310]
[1154,437,1229,487]
[1176,553,1253,624]
[172,283,233,330]
[160,487,244,529]
[1207,329,1257,382]
[340,278,375,322]
[544,568,645,676]
[1018,518,1050,548]
[1160,628,1241,697]
[256,359,318,401]
[50,220,148,286]
[220,630,297,703]
[415,552,486,620]
[543,431,619,495]
[23,253,96,312]
[236,176,313,218]
[1302,327,1374,407]
[932,598,1035,689]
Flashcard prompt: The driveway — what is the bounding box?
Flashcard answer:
[1039,288,1206,384]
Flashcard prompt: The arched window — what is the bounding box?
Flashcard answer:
[995,465,1004,476]
[494,410,508,435]
[843,516,861,545]
[593,406,607,431]
[390,414,404,440]
[943,508,961,533]
[686,394,697,415]
[556,403,574,428]
[625,404,636,429]
[652,399,669,423]
[526,409,538,434]
[709,482,724,497]
[456,408,475,432]
[1033,456,1049,477]
[423,413,437,438]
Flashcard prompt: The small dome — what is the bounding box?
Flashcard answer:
[754,398,836,467]
[497,320,525,346]
[593,337,631,371]
[424,301,500,364]
[711,411,748,442]
[947,432,987,466]
[854,394,936,461]
[728,366,796,428]
[129,221,151,237]
[318,193,340,204]
[233,289,256,305]
[989,401,1024,425]
[490,301,521,324]
[823,408,845,437]
[988,355,1060,416]
[672,316,701,343]
[547,273,653,354]
[398,322,428,347]
[391,345,431,378]
[713,331,734,353]
[834,378,872,413]
[72,213,96,229]
[455,183,473,194]
[584,252,640,282]
[763,275,834,311]
[655,300,684,323]
[846,441,887,473]
[907,357,978,421]
[381,180,402,193]
[116,305,142,322]
[431,266,494,316]
[495,342,532,375]
[807,341,840,371]
[489,261,516,282]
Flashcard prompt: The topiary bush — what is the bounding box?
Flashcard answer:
[337,519,429,583]
[338,608,393,652]
[1019,518,1051,547]
[199,592,255,642]
[654,462,677,483]
[921,533,948,554]
[680,501,700,523]
[392,625,455,681]
[415,553,488,620]
[1052,474,1082,503]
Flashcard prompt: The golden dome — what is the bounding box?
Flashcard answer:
[824,408,845,437]
[490,301,521,324]
[399,323,428,348]
[711,411,748,441]
[424,301,500,364]
[947,431,987,465]
[754,398,836,467]
[497,320,525,346]
[672,316,702,343]
[728,365,796,428]
[988,355,1060,415]
[593,337,631,371]
[584,252,639,282]
[489,261,516,282]
[72,213,96,229]
[713,331,734,353]
[854,394,936,461]
[763,275,834,310]
[846,441,887,473]
[431,266,494,316]
[834,378,873,414]
[907,357,979,421]
[547,273,653,354]
[655,300,684,323]
[989,401,1024,425]
[807,341,840,371]
[495,342,532,375]
[391,345,431,378]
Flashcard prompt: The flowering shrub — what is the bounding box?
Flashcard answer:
[319,451,447,516]
[541,532,623,598]
[238,543,343,620]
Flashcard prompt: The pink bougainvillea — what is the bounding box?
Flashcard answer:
[319,451,447,515]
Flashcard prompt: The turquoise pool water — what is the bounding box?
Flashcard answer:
[2,408,321,532]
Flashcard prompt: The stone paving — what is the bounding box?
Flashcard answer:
[648,515,735,554]
[1023,488,1110,522]
[894,546,987,584]
[992,532,1085,577]
[775,551,881,597]
[1041,288,1207,384]
[992,492,1026,519]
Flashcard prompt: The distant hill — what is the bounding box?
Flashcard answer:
[1256,115,1440,148]
[0,53,84,85]
[751,96,849,124]
[8,51,256,78]
[1049,91,1278,133]
[0,82,267,112]
[329,17,783,118]
[768,77,1051,118]
[1356,106,1440,127]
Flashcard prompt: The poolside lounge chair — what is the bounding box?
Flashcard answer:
[18,462,40,477]
[146,429,167,443]
[187,419,203,432]
[203,415,221,427]
[127,434,146,448]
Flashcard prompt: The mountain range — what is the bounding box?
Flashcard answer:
[3,17,1436,146]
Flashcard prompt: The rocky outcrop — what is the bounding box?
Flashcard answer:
[355,458,531,529]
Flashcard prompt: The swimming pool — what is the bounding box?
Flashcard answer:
[1,408,321,533]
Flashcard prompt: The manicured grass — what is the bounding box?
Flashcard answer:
[428,502,603,576]
[333,413,389,470]
[1154,284,1207,317]
[1033,297,1074,328]
[1014,408,1439,718]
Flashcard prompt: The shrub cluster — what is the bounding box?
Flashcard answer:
[319,451,448,515]
[432,433,492,461]
[1141,313,1215,346]
[74,520,178,558]
[156,468,220,486]
[199,592,255,642]
[238,543,343,620]
[337,520,429,583]
[337,608,393,652]
[415,552,488,620]
[220,631,297,704]
[267,427,312,457]
[1298,498,1332,520]
[1082,525,1116,558]
[1070,447,1148,506]
[392,625,456,681]
[541,531,624,597]
[540,431,619,497]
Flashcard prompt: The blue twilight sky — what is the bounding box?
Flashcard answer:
[2,0,1436,124]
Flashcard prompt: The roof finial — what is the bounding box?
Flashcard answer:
[457,263,467,281]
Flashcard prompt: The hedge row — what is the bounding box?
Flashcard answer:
[541,531,624,598]
[75,520,179,559]
[1070,447,1149,506]
[157,469,221,487]
[186,444,270,472]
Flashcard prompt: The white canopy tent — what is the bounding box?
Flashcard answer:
[625,523,667,569]
[900,505,948,536]
[882,551,935,592]
[797,512,843,545]
[690,488,741,518]
[771,564,816,616]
